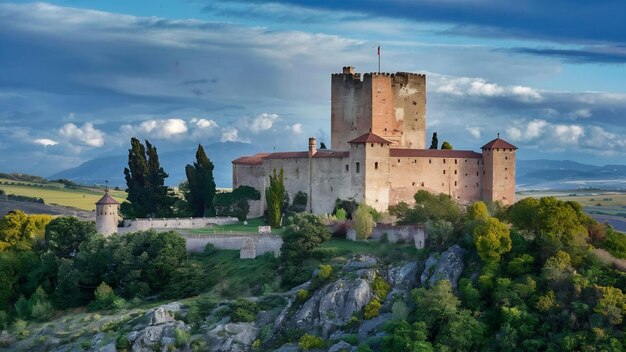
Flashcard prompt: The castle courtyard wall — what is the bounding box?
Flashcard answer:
[119,217,238,233]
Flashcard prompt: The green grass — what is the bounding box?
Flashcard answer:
[192,248,280,297]
[0,181,126,211]
[316,238,426,263]
[187,217,285,235]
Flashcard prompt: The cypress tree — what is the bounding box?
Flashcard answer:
[266,168,285,227]
[121,138,174,218]
[429,132,439,149]
[184,145,216,217]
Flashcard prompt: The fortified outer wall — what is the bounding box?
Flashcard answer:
[185,234,283,258]
[370,224,426,249]
[388,150,484,207]
[119,217,238,233]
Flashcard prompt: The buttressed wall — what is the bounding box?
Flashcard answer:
[331,67,426,150]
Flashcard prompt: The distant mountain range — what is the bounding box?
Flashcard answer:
[49,141,260,188]
[49,144,626,191]
[516,160,626,191]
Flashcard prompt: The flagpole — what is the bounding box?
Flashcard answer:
[378,45,380,73]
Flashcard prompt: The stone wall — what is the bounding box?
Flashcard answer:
[185,234,283,258]
[370,224,426,249]
[119,217,238,233]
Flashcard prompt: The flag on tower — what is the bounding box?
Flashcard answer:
[377,45,381,73]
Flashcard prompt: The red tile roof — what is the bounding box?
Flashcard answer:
[233,150,349,165]
[232,153,270,165]
[96,191,119,205]
[390,149,482,158]
[348,133,392,144]
[481,138,518,150]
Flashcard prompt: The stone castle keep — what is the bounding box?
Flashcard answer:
[232,66,517,216]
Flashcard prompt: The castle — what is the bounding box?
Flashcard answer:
[232,66,517,216]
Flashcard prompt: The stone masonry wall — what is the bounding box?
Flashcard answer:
[120,217,238,233]
[185,234,283,258]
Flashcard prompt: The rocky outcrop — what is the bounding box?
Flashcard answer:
[328,340,355,352]
[128,302,190,352]
[420,245,466,289]
[289,272,374,338]
[343,255,377,271]
[206,322,258,352]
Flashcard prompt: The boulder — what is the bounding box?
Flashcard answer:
[274,343,300,352]
[420,245,466,289]
[207,322,258,352]
[358,313,391,340]
[388,261,419,292]
[343,255,378,271]
[328,340,354,352]
[290,277,373,338]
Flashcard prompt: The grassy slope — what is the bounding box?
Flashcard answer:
[0,179,125,211]
[186,218,285,235]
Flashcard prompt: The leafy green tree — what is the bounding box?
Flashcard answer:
[184,144,216,217]
[45,217,96,259]
[440,141,453,150]
[354,203,375,240]
[437,309,485,350]
[281,214,330,262]
[165,261,209,299]
[0,210,52,251]
[390,190,461,225]
[412,280,460,330]
[467,201,489,222]
[214,186,260,221]
[594,286,626,325]
[89,282,120,310]
[382,320,433,352]
[426,219,454,249]
[429,132,438,149]
[508,197,540,233]
[121,138,175,218]
[28,286,54,322]
[265,168,285,227]
[473,217,512,266]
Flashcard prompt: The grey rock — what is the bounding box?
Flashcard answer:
[291,278,373,338]
[207,322,258,352]
[420,255,439,286]
[421,245,466,289]
[99,342,117,352]
[274,343,300,352]
[388,262,419,292]
[343,255,377,271]
[328,340,354,352]
[358,313,391,340]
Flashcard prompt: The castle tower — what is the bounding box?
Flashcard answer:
[348,132,392,212]
[481,136,517,205]
[95,189,119,236]
[331,67,426,150]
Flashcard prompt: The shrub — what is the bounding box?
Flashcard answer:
[229,298,259,323]
[31,300,54,322]
[335,208,347,221]
[15,295,30,320]
[0,311,9,330]
[364,299,382,320]
[89,282,119,311]
[391,300,409,321]
[115,333,131,351]
[341,334,359,345]
[354,204,375,240]
[372,276,391,300]
[299,334,325,350]
[12,319,28,339]
[296,289,309,303]
[318,264,333,280]
[174,328,190,347]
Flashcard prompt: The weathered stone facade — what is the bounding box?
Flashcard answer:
[233,67,517,216]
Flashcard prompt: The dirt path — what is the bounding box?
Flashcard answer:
[593,248,626,272]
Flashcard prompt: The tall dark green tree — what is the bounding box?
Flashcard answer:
[429,132,438,149]
[266,168,285,227]
[121,138,175,218]
[184,145,216,217]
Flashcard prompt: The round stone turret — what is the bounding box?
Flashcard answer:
[95,190,119,236]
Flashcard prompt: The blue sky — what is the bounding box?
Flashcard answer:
[1,0,625,177]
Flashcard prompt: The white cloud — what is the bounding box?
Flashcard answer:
[290,123,303,135]
[430,74,543,102]
[32,138,58,147]
[465,126,481,138]
[553,124,584,144]
[220,127,249,143]
[505,119,548,142]
[120,118,188,140]
[58,122,105,147]
[250,113,279,133]
[568,108,592,119]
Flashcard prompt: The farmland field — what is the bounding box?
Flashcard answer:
[0,179,126,211]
